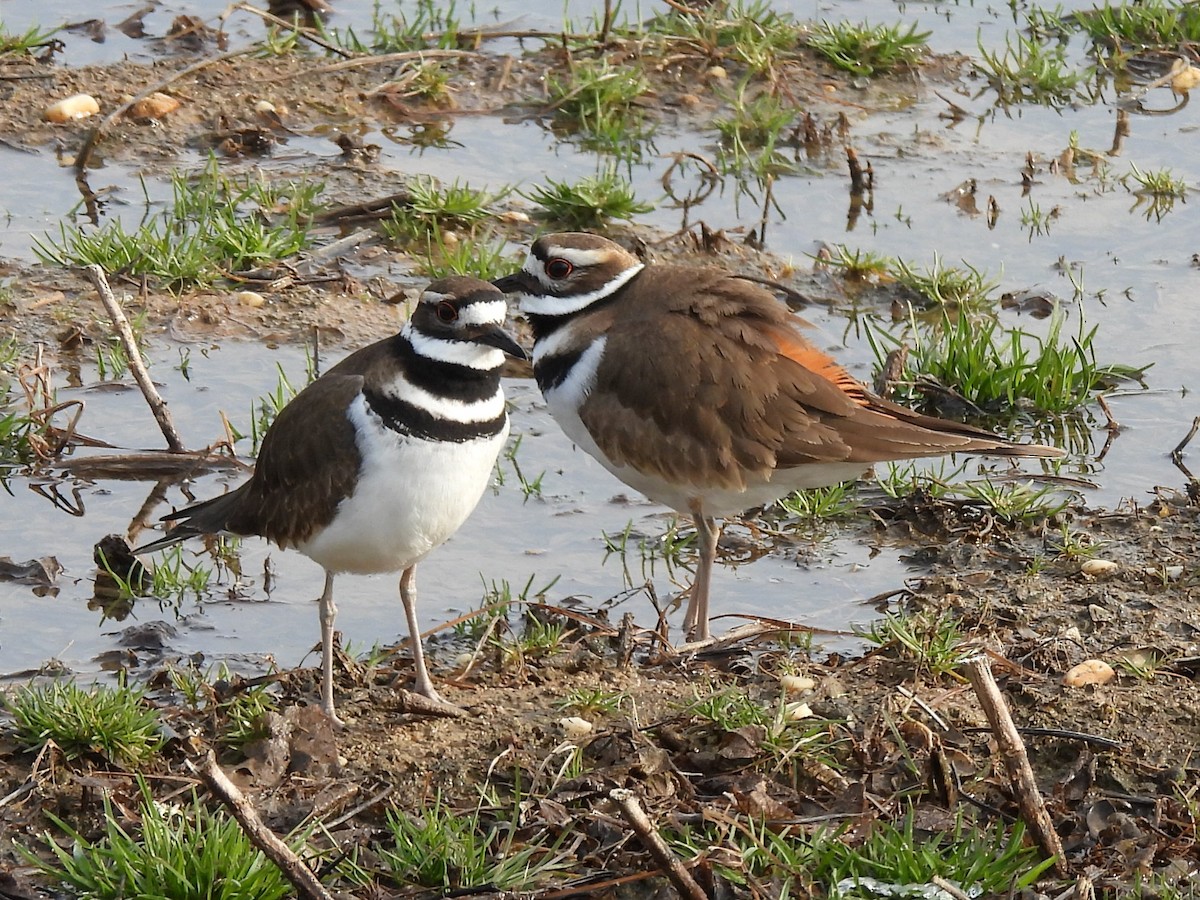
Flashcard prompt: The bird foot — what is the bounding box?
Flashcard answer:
[320,704,347,731]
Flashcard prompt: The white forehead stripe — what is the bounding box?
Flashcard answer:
[519,261,644,317]
[405,325,507,370]
[454,298,508,326]
[420,291,507,327]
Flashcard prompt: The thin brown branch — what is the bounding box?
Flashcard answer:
[85,265,186,453]
[189,749,334,900]
[54,450,245,480]
[961,654,1069,876]
[266,48,481,82]
[1170,415,1200,466]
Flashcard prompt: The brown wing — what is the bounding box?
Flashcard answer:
[142,339,404,554]
[222,371,365,547]
[578,267,1058,490]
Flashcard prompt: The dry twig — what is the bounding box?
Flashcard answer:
[189,748,334,900]
[961,654,1068,876]
[609,789,707,900]
[85,265,186,453]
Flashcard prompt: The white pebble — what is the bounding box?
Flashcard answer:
[785,702,814,721]
[1080,559,1118,577]
[44,94,100,123]
[780,674,816,694]
[559,716,593,739]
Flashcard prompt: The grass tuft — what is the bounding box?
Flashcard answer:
[0,22,60,57]
[6,680,164,767]
[868,305,1147,416]
[807,20,930,76]
[357,794,572,891]
[646,0,803,75]
[816,812,1057,895]
[522,169,653,229]
[35,157,322,291]
[546,57,652,154]
[26,778,296,900]
[1073,0,1200,49]
[976,32,1086,107]
[859,609,968,678]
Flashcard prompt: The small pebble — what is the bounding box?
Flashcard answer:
[780,674,816,694]
[1080,558,1118,577]
[706,65,727,80]
[1064,659,1116,687]
[44,94,100,123]
[128,92,180,119]
[236,290,266,308]
[559,716,593,739]
[785,702,814,721]
[1171,65,1200,93]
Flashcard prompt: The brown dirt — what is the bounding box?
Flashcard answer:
[1,34,1198,900]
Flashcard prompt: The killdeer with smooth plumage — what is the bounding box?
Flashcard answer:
[137,276,525,723]
[494,233,1063,643]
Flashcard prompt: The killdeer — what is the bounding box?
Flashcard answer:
[137,276,525,723]
[494,232,1063,642]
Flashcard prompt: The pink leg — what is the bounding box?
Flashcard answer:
[683,510,718,641]
[317,569,345,727]
[400,565,442,701]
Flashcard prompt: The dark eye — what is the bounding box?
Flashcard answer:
[436,301,458,323]
[545,258,573,279]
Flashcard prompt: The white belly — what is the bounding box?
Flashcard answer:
[298,400,508,574]
[540,338,867,518]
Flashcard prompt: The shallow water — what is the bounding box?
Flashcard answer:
[0,341,898,678]
[2,0,1199,680]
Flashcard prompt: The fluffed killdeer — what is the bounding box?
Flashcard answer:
[137,276,525,723]
[494,233,1063,642]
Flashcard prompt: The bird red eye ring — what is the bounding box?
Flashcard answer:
[436,301,458,322]
[546,258,573,279]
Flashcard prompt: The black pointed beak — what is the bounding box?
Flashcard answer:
[492,272,532,294]
[476,324,528,360]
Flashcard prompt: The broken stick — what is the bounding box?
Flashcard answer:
[961,654,1068,876]
[85,264,186,453]
[609,788,707,900]
[190,748,334,900]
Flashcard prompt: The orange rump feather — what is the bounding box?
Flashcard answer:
[768,327,872,407]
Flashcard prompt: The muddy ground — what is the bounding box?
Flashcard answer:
[1,25,1199,900]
